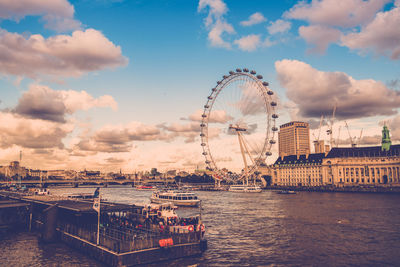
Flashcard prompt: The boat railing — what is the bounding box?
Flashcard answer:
[57,221,202,253]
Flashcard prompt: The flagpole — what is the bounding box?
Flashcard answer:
[97,195,100,245]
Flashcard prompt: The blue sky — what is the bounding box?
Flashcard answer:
[0,0,399,172]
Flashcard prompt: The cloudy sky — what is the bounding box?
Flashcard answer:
[0,0,399,172]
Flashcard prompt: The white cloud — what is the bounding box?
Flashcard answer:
[0,28,128,78]
[0,0,81,32]
[275,59,400,119]
[267,19,291,34]
[299,25,342,53]
[240,12,266,26]
[198,0,228,27]
[188,109,233,123]
[14,84,117,122]
[284,0,389,28]
[198,0,235,49]
[208,20,235,49]
[385,115,400,141]
[341,3,400,59]
[263,37,276,47]
[0,112,73,149]
[234,34,261,52]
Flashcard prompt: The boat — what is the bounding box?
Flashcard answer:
[150,190,201,207]
[135,185,156,191]
[131,202,205,235]
[277,190,296,194]
[35,188,50,195]
[228,184,262,193]
[66,193,97,199]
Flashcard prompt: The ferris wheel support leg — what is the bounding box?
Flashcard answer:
[237,131,249,186]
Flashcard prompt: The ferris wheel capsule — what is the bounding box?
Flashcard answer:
[236,68,242,72]
[262,81,269,86]
[266,152,272,156]
[269,140,276,144]
[250,70,256,74]
[256,75,263,79]
[272,114,278,118]
[271,101,277,106]
[243,68,249,72]
[223,75,228,79]
[267,90,274,95]
[229,71,234,75]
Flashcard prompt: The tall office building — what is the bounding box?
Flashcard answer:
[278,121,310,157]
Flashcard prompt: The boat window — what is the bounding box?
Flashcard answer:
[188,197,192,200]
[178,197,182,200]
[194,196,198,199]
[173,197,177,200]
[168,196,173,199]
[182,197,187,200]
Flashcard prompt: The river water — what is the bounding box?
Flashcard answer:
[1,187,400,266]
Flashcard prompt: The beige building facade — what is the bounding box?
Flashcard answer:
[272,145,400,187]
[278,121,310,157]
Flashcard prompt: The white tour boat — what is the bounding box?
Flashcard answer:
[150,190,201,207]
[228,184,262,193]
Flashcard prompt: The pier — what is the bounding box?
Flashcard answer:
[0,191,207,266]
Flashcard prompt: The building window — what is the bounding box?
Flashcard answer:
[361,178,364,183]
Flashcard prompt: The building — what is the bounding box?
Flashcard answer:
[313,140,330,154]
[0,161,28,178]
[272,126,400,187]
[278,121,310,157]
[273,153,324,186]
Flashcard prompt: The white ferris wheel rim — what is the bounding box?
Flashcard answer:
[200,68,278,180]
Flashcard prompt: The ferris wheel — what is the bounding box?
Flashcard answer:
[200,68,278,184]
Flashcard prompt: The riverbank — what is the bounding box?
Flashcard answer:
[265,185,400,194]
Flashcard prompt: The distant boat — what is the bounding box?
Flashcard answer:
[228,184,262,193]
[135,185,156,191]
[150,190,201,207]
[277,190,296,194]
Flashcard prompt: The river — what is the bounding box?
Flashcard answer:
[1,186,400,266]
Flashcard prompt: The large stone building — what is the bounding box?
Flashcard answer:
[272,125,400,187]
[278,121,310,157]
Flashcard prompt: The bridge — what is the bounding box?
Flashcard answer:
[0,178,176,187]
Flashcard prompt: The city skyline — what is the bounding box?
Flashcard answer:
[1,0,400,172]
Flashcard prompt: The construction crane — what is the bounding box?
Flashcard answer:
[336,126,341,147]
[326,105,336,148]
[357,129,363,147]
[344,121,357,147]
[312,115,324,153]
[312,115,324,143]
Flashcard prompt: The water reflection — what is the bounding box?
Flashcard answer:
[3,187,400,266]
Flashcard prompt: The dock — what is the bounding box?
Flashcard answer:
[0,190,207,266]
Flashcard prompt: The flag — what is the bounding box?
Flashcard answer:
[93,196,100,212]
